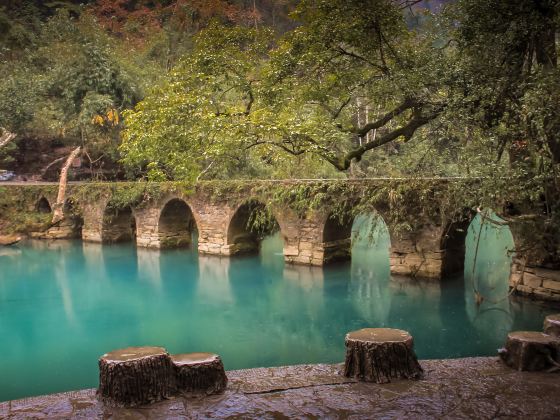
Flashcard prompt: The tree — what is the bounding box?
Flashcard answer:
[121,0,450,180]
[443,0,557,162]
[0,8,146,175]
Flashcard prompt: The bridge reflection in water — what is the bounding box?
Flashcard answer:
[0,215,555,402]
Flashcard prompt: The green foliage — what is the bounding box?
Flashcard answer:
[121,1,451,180]
[0,8,147,170]
[0,186,55,234]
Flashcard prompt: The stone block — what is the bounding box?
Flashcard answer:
[533,288,553,299]
[390,265,411,275]
[297,241,313,251]
[534,268,560,282]
[543,280,560,292]
[283,246,299,257]
[509,273,522,286]
[515,285,534,295]
[523,273,542,289]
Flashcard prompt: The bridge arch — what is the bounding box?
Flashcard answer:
[321,211,392,265]
[36,197,52,214]
[322,213,353,263]
[440,209,516,283]
[440,215,472,277]
[226,200,282,255]
[157,197,198,249]
[101,203,137,243]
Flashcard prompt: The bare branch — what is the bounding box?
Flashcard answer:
[196,160,215,182]
[40,157,67,179]
[336,46,390,74]
[395,0,423,10]
[0,128,16,149]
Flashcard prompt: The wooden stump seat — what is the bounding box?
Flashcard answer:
[499,331,560,372]
[544,314,560,338]
[98,346,175,407]
[171,352,228,395]
[343,328,423,383]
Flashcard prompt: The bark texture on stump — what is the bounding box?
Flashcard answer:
[171,353,227,394]
[499,331,560,372]
[343,328,423,383]
[544,314,560,338]
[98,346,175,407]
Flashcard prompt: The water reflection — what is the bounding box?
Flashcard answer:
[464,211,515,340]
[198,255,233,304]
[0,217,557,402]
[137,248,162,289]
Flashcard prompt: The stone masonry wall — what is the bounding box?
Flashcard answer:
[3,182,560,301]
[510,258,560,302]
[389,226,446,279]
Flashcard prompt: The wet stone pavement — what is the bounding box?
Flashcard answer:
[1,357,559,419]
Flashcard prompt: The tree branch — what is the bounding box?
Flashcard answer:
[336,46,390,74]
[353,98,416,137]
[0,128,16,149]
[337,106,443,170]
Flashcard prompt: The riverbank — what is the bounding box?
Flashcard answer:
[1,357,558,419]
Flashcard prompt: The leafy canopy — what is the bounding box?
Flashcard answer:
[121,0,451,180]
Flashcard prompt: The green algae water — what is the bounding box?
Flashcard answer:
[0,215,557,401]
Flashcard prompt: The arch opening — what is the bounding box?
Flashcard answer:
[464,210,515,293]
[440,216,472,277]
[227,200,280,256]
[350,213,392,281]
[36,197,52,214]
[102,205,136,244]
[158,199,198,249]
[57,198,83,238]
[322,212,391,267]
[322,213,353,263]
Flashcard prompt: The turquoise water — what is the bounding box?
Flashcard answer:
[0,214,557,402]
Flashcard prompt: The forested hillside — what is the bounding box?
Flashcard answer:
[0,0,558,196]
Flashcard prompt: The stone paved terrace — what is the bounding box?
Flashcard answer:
[1,357,559,419]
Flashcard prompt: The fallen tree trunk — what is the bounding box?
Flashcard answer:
[52,146,80,224]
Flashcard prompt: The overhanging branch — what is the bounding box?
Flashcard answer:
[337,106,444,170]
[354,98,416,137]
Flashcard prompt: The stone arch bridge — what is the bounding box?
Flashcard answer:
[3,179,559,301]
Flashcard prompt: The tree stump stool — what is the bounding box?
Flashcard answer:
[98,346,175,407]
[544,314,560,338]
[343,328,423,383]
[171,353,228,395]
[499,331,560,372]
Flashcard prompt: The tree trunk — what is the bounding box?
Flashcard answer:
[499,331,560,372]
[98,346,175,407]
[52,146,80,224]
[343,328,423,383]
[544,314,560,338]
[171,353,227,395]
